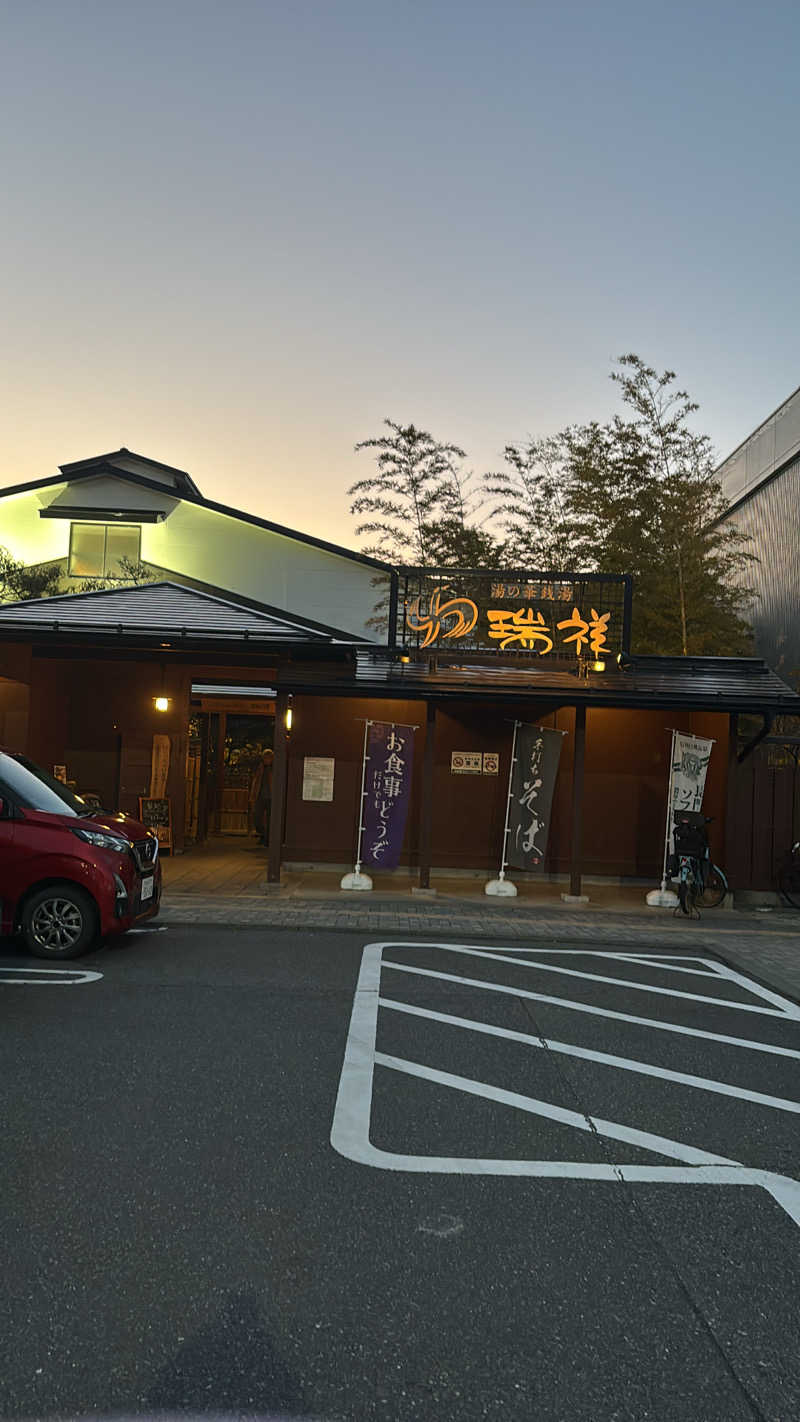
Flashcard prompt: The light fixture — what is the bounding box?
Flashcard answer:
[400,655,410,665]
[285,705,293,730]
[589,659,606,673]
[154,696,170,713]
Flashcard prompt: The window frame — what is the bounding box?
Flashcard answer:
[68,522,142,579]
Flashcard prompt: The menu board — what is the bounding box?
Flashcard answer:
[302,757,335,802]
[138,796,172,851]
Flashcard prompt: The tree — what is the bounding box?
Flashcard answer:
[0,548,62,602]
[73,556,155,594]
[564,355,754,655]
[483,435,580,570]
[349,420,476,566]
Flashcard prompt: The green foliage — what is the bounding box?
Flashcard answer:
[483,435,579,570]
[0,547,62,602]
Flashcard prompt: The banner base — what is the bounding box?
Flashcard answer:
[646,888,679,908]
[485,877,518,897]
[340,870,373,891]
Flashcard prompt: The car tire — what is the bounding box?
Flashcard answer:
[20,885,99,960]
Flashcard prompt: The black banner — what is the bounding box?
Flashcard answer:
[506,724,564,872]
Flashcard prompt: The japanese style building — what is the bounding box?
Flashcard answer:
[1,448,799,900]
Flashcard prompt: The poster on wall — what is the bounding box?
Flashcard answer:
[451,751,482,774]
[506,724,564,872]
[302,757,335,802]
[362,722,415,869]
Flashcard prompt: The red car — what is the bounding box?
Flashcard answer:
[0,750,162,959]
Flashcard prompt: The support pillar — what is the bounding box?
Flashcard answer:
[563,703,588,903]
[268,689,289,886]
[416,701,436,894]
[724,712,738,906]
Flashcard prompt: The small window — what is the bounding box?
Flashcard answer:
[69,523,141,578]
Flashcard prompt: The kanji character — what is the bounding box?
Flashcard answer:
[486,607,554,653]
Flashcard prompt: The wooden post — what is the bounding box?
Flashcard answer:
[268,690,289,885]
[418,701,436,890]
[568,704,587,898]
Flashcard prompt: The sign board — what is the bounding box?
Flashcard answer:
[399,569,631,659]
[451,751,483,774]
[302,756,335,802]
[482,752,499,775]
[138,796,172,852]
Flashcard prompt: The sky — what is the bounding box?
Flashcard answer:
[1,0,799,549]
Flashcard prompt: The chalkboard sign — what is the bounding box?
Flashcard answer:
[138,796,172,852]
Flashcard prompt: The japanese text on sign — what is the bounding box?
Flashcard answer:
[406,596,612,655]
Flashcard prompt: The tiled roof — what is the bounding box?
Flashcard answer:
[0,581,350,644]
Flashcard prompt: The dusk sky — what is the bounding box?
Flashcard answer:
[1,0,798,547]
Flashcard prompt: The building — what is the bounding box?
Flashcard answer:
[2,448,799,899]
[717,385,800,684]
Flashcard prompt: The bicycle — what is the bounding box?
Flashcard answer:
[671,811,728,917]
[778,842,800,909]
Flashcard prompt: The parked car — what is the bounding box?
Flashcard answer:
[0,750,161,959]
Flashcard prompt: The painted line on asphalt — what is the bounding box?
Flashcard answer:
[0,966,103,985]
[330,942,800,1229]
[381,960,800,1059]
[379,997,800,1113]
[405,942,800,1019]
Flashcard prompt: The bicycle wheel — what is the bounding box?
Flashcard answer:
[702,864,728,909]
[778,858,800,910]
[678,878,692,916]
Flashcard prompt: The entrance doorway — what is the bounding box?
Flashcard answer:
[186,686,275,845]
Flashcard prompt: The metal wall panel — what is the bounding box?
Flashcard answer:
[723,452,800,682]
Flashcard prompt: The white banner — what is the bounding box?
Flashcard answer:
[671,732,713,816]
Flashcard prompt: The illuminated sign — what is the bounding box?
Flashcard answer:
[398,570,632,658]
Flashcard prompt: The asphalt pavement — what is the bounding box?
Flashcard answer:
[2,925,800,1421]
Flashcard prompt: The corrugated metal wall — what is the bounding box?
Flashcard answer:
[722,452,800,685]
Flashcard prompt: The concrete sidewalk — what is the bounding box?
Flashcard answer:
[156,882,800,1005]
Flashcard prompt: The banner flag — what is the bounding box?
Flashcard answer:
[671,732,713,815]
[506,723,564,872]
[362,722,415,870]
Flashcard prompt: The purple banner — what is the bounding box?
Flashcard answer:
[362,721,415,870]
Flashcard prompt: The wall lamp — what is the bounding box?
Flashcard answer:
[285,703,293,731]
[154,696,170,713]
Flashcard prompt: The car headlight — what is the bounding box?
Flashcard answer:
[72,828,131,851]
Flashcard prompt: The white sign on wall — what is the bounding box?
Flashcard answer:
[451,751,483,774]
[482,752,499,775]
[302,756,335,802]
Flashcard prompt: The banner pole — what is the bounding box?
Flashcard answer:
[646,729,679,908]
[485,720,520,898]
[340,719,374,891]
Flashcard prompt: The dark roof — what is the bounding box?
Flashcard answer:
[0,581,355,645]
[58,448,202,497]
[0,458,391,572]
[275,649,800,713]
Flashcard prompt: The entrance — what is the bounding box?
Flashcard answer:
[186,687,275,846]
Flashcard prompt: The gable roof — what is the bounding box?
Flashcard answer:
[0,581,361,645]
[58,448,202,497]
[0,459,392,572]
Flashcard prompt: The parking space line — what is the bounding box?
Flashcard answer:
[375,1052,736,1166]
[0,966,102,985]
[379,997,800,1113]
[408,943,800,1019]
[382,960,800,1059]
[331,942,800,1228]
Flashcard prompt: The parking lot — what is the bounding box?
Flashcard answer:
[2,926,800,1420]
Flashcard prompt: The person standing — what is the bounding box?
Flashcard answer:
[250,748,274,847]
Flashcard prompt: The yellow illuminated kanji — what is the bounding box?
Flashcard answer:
[406,589,478,648]
[556,606,611,655]
[486,607,554,653]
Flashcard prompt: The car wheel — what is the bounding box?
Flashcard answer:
[21,886,99,960]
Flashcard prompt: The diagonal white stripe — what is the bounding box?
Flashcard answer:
[379,997,800,1114]
[374,1052,736,1166]
[381,960,800,1060]
[410,943,793,1017]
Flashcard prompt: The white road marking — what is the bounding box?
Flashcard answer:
[330,942,800,1229]
[375,1052,735,1165]
[382,960,800,1060]
[0,966,102,985]
[405,942,800,1019]
[379,997,800,1113]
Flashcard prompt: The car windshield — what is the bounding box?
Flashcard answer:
[0,753,87,816]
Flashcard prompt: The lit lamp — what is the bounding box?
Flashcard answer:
[285,704,293,731]
[154,696,170,713]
